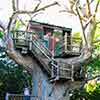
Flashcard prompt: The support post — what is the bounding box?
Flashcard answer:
[29,34,32,50]
[5,93,9,100]
[64,32,67,52]
[71,64,74,81]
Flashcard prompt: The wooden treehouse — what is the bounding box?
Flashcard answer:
[13,21,82,82]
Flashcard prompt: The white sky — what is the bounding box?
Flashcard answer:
[0,0,99,33]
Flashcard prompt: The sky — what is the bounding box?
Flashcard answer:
[0,0,99,33]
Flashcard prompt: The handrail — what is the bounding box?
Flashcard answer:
[15,30,81,55]
[31,36,60,79]
[54,42,81,54]
[31,35,60,78]
[13,30,79,80]
[15,30,52,56]
[32,35,52,56]
[31,40,51,61]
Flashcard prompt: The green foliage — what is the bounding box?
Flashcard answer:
[70,25,100,100]
[87,57,100,77]
[70,88,88,100]
[85,82,97,93]
[72,32,81,40]
[72,32,81,44]
[0,31,4,38]
[71,83,100,100]
[0,48,32,99]
[15,19,21,29]
[85,83,100,100]
[83,33,100,99]
[53,31,62,38]
[71,32,82,51]
[94,23,100,41]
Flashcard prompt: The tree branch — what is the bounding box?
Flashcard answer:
[74,0,88,46]
[7,1,58,33]
[0,24,5,31]
[12,0,16,11]
[86,0,91,16]
[86,74,100,82]
[33,0,41,12]
[16,0,19,10]
[93,39,100,43]
[96,21,100,25]
[31,12,44,20]
[95,0,100,13]
[17,17,27,27]
[76,6,88,46]
[6,51,33,75]
[83,0,95,8]
[83,15,93,29]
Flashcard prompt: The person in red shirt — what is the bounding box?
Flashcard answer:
[44,32,59,56]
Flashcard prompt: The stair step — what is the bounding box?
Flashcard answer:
[21,47,28,54]
[49,76,59,82]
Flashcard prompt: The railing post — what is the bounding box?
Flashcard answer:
[5,93,9,100]
[51,56,54,78]
[64,32,67,52]
[29,34,32,50]
[57,63,59,80]
[51,56,59,80]
[71,64,74,81]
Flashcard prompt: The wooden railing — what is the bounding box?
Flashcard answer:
[13,30,81,81]
[6,93,68,100]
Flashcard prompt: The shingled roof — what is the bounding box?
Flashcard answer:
[29,20,72,32]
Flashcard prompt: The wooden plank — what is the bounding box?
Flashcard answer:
[31,50,51,74]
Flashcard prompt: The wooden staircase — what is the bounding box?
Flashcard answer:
[13,31,80,81]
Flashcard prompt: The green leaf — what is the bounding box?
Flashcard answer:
[15,19,21,29]
[0,32,4,38]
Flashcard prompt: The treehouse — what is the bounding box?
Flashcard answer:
[13,20,82,82]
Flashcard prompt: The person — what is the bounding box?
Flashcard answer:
[23,87,30,100]
[44,32,59,56]
[49,34,56,56]
[43,31,52,50]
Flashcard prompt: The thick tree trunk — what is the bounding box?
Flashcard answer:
[6,44,92,78]
[6,49,82,99]
[85,17,96,48]
[6,50,33,75]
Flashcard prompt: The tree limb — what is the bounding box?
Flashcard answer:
[7,1,58,33]
[83,0,95,7]
[76,6,88,46]
[0,24,5,31]
[33,0,41,12]
[93,39,100,43]
[17,17,27,27]
[6,50,33,75]
[96,21,100,25]
[86,0,91,16]
[86,74,100,82]
[31,12,44,20]
[59,0,79,16]
[83,15,93,29]
[12,0,16,11]
[59,9,77,16]
[95,0,100,13]
[83,0,99,25]
[16,0,19,10]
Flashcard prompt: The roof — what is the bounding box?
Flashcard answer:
[29,20,72,32]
